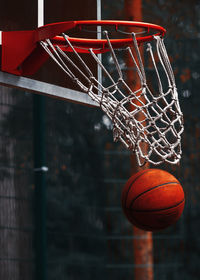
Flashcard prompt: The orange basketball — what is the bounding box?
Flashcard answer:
[121,169,185,231]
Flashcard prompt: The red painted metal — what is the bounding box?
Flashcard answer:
[1,20,166,75]
[46,20,166,51]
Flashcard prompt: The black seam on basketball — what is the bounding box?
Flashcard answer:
[129,181,180,208]
[130,198,185,212]
[123,169,153,208]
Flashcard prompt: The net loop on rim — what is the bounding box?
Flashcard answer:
[40,23,184,166]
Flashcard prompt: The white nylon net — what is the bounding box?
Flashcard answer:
[40,31,184,166]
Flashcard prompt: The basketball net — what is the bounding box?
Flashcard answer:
[40,30,184,166]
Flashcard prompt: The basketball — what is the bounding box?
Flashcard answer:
[121,169,185,231]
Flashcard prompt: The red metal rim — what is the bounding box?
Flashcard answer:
[74,20,166,36]
[38,20,166,53]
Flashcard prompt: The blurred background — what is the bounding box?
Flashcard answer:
[0,0,200,279]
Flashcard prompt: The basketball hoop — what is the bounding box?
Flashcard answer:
[1,20,184,166]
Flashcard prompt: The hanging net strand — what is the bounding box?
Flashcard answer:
[40,26,184,166]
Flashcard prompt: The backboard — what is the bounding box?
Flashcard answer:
[0,0,100,107]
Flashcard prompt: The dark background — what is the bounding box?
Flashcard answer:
[0,0,200,279]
